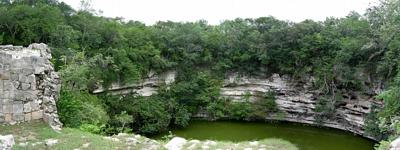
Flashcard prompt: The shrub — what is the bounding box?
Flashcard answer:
[104,95,172,135]
[250,91,279,119]
[228,101,252,120]
[173,105,191,127]
[262,91,279,112]
[57,90,109,127]
[166,71,222,114]
[79,124,102,134]
[134,97,171,134]
[114,111,134,133]
[364,105,382,138]
[206,99,228,120]
[374,140,391,150]
[314,96,337,124]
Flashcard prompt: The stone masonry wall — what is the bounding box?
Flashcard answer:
[0,43,62,130]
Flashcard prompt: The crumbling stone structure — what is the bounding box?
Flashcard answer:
[0,43,62,130]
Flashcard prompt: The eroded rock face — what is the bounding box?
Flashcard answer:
[93,70,176,95]
[221,73,380,139]
[93,71,380,140]
[0,43,62,130]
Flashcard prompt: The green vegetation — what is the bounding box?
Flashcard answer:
[372,73,400,148]
[228,100,253,120]
[0,121,128,150]
[154,120,374,150]
[1,0,400,148]
[224,91,279,120]
[57,90,109,128]
[314,95,341,125]
[0,121,299,150]
[250,91,280,119]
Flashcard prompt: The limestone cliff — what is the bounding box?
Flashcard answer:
[94,71,380,140]
[93,70,176,95]
[221,73,381,140]
[0,44,62,130]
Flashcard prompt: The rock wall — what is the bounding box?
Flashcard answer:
[93,70,176,95]
[0,43,62,130]
[221,73,380,140]
[94,71,380,140]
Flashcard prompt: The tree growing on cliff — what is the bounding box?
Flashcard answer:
[2,0,400,145]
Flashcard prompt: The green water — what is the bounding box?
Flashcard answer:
[153,120,375,150]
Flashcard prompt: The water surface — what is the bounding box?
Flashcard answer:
[153,120,375,150]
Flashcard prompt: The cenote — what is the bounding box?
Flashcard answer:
[153,120,375,150]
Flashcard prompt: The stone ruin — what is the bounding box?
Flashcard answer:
[0,43,62,130]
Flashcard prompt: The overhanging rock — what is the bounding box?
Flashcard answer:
[218,73,382,140]
[0,43,62,130]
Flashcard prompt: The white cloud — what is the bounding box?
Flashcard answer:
[60,0,380,25]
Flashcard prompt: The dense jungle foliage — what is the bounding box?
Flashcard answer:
[1,0,400,148]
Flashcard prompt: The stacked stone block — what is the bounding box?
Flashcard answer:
[0,43,62,130]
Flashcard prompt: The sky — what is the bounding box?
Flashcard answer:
[60,0,380,25]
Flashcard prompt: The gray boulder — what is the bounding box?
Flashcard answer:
[0,135,15,150]
[391,137,400,150]
[45,139,58,147]
[164,137,187,150]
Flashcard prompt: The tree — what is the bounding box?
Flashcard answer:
[115,111,134,133]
